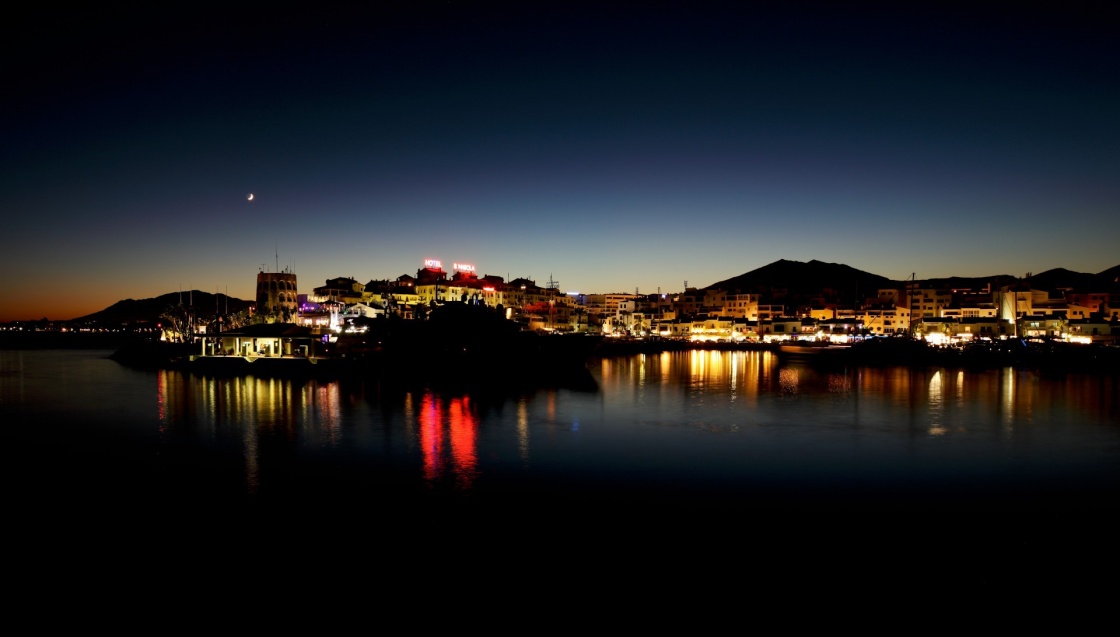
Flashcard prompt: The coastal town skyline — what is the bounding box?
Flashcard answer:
[3,4,1117,322]
[5,254,1118,324]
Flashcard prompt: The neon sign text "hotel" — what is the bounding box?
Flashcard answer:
[424,259,442,269]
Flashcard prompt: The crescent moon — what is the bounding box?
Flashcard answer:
[247,193,254,201]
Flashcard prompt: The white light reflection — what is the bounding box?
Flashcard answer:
[517,397,530,466]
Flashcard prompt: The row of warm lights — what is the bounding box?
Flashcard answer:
[614,330,1099,347]
[2,326,160,333]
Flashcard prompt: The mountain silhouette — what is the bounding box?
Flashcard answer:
[704,259,1120,308]
[920,267,1119,294]
[1099,264,1120,284]
[1025,267,1119,292]
[705,259,893,304]
[73,291,253,324]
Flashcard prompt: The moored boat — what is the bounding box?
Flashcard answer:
[777,342,852,363]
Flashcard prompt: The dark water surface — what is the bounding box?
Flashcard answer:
[5,347,1118,587]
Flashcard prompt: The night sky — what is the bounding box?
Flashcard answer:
[3,3,1117,321]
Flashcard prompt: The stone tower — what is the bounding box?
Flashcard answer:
[256,268,298,322]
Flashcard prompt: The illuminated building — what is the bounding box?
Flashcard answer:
[310,277,364,304]
[256,267,298,322]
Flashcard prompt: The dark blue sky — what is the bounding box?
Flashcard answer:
[3,3,1117,320]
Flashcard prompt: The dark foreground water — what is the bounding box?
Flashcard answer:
[4,346,1119,590]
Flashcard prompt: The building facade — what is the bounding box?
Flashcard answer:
[256,268,298,322]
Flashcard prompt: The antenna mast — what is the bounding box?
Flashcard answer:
[908,273,916,336]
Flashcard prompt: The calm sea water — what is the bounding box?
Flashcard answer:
[4,347,1119,500]
[4,346,1119,583]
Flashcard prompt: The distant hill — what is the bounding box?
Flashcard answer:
[705,259,1120,305]
[72,291,253,324]
[921,267,1120,293]
[1101,264,1120,282]
[1020,268,1114,293]
[705,259,893,303]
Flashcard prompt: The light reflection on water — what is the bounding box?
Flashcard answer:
[419,393,479,490]
[3,348,1119,510]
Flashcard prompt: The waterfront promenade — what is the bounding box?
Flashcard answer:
[594,335,1120,374]
[4,327,1118,377]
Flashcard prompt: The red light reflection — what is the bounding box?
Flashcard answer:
[418,392,479,489]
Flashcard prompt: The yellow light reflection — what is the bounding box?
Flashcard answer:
[928,370,945,435]
[156,369,167,431]
[828,372,852,395]
[1001,367,1016,431]
[779,367,799,395]
[243,410,260,494]
[729,352,738,400]
[154,373,348,494]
